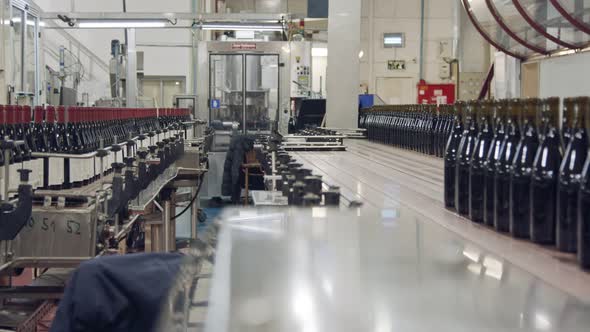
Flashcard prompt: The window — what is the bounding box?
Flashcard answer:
[139,76,186,108]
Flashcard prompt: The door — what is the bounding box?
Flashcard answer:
[245,54,279,134]
[375,77,415,105]
[521,62,539,98]
[209,54,244,133]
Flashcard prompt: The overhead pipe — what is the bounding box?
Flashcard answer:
[419,0,425,81]
[191,0,198,97]
[453,0,461,61]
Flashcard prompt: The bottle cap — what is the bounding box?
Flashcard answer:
[46,106,56,123]
[5,105,16,125]
[22,106,32,123]
[56,106,66,123]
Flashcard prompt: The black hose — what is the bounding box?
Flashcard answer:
[171,175,204,221]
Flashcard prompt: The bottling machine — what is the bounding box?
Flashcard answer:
[197,41,312,151]
[0,106,211,330]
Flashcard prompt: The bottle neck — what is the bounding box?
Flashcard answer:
[573,102,587,130]
[544,100,560,129]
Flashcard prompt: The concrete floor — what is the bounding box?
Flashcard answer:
[292,139,590,301]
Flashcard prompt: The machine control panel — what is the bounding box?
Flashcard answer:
[290,42,312,98]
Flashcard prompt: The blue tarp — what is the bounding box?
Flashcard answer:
[50,253,184,332]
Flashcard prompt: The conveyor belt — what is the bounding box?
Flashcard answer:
[293,139,590,301]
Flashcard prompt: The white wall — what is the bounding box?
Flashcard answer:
[360,0,457,104]
[31,0,488,107]
[34,0,194,104]
[539,52,590,99]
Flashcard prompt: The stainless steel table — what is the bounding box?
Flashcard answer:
[200,207,590,332]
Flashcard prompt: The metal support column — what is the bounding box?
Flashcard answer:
[126,28,138,107]
[160,188,176,252]
[326,0,361,128]
[191,187,199,240]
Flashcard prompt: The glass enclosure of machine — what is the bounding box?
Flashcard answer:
[245,54,279,134]
[210,54,245,132]
[209,53,279,135]
[5,0,40,105]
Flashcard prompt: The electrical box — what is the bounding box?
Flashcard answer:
[417,81,455,105]
[438,39,453,60]
[439,62,451,79]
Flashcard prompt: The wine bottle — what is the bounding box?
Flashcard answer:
[579,97,590,269]
[44,106,64,189]
[33,106,48,153]
[494,99,521,232]
[484,100,505,227]
[531,98,563,244]
[469,100,494,223]
[557,97,589,253]
[509,98,541,238]
[444,102,465,210]
[5,105,24,164]
[455,101,479,217]
[562,98,574,150]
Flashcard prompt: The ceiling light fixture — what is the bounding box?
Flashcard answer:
[200,22,283,32]
[78,20,168,29]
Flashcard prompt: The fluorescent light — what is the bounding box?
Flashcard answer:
[359,50,365,59]
[200,22,283,32]
[384,33,405,48]
[78,20,167,28]
[312,47,328,57]
[384,37,403,44]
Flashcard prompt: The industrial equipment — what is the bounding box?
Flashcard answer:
[198,41,312,151]
[0,105,210,330]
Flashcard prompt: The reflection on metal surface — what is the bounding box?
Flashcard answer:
[468,262,484,275]
[483,255,504,280]
[462,245,481,262]
[190,207,590,332]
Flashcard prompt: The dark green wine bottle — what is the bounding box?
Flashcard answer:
[456,101,479,217]
[557,97,589,253]
[484,100,504,227]
[531,97,563,244]
[494,99,521,232]
[444,102,465,210]
[579,97,590,269]
[470,100,494,223]
[509,98,541,238]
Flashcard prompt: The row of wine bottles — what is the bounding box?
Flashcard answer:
[444,97,590,270]
[0,106,191,161]
[359,104,454,157]
[0,105,191,192]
